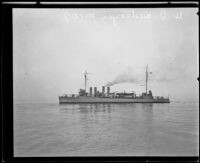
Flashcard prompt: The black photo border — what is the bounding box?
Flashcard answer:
[1,0,199,162]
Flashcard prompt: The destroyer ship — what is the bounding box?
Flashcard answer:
[59,66,170,104]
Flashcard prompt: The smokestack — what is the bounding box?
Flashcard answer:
[90,87,92,97]
[94,87,97,97]
[107,87,110,95]
[102,86,105,96]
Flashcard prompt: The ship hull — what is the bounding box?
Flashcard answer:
[59,96,170,104]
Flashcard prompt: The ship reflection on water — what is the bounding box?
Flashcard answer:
[59,103,155,125]
[59,103,153,112]
[59,104,113,123]
[59,103,113,112]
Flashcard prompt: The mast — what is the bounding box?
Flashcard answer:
[146,65,148,94]
[84,71,87,92]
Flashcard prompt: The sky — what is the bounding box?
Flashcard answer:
[13,8,199,103]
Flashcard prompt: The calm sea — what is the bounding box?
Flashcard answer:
[14,102,199,156]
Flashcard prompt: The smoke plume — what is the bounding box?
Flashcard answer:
[105,73,139,87]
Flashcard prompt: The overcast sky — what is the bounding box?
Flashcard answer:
[13,8,198,103]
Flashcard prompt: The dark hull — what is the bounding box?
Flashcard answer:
[59,96,170,104]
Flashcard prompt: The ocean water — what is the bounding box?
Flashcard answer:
[14,102,199,156]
